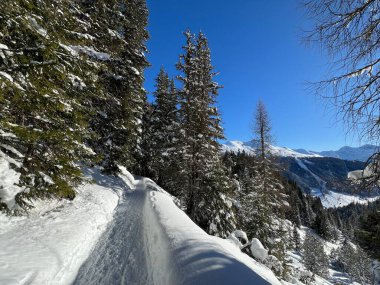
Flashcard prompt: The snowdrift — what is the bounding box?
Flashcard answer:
[143,179,281,285]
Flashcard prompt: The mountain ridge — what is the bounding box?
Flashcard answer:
[222,140,378,162]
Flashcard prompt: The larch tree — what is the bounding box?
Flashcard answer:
[304,0,380,187]
[241,101,287,248]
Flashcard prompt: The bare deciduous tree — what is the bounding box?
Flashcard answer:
[253,100,272,161]
[304,0,380,186]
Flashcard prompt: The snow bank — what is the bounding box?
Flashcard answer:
[0,167,119,285]
[0,157,23,208]
[348,163,375,180]
[250,238,269,261]
[146,181,282,285]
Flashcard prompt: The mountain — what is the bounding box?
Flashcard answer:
[222,140,380,208]
[316,144,378,162]
[221,140,321,158]
[222,140,378,162]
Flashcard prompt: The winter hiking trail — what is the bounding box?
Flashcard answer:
[73,168,280,285]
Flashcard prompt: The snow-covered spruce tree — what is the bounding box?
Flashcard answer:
[0,0,98,212]
[292,224,301,252]
[302,233,329,278]
[176,31,236,237]
[147,68,181,191]
[338,242,374,284]
[80,0,149,174]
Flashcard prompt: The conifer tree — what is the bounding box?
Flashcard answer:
[0,0,149,211]
[303,233,329,278]
[148,68,180,190]
[292,225,301,252]
[0,0,96,211]
[336,241,374,284]
[176,31,236,237]
[81,0,149,174]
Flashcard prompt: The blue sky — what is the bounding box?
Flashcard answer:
[144,0,363,151]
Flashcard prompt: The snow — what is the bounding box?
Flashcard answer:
[0,167,119,284]
[143,181,282,285]
[70,45,111,61]
[222,140,378,162]
[227,230,248,249]
[68,74,86,90]
[28,17,48,38]
[313,188,380,208]
[250,238,269,261]
[38,171,54,185]
[130,66,140,75]
[0,43,9,50]
[222,140,322,158]
[317,144,378,162]
[0,156,23,208]
[348,163,375,180]
[295,158,380,208]
[0,71,14,82]
[0,167,282,285]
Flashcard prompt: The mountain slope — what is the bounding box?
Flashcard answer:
[316,144,378,162]
[222,140,321,158]
[222,140,380,208]
[222,140,378,162]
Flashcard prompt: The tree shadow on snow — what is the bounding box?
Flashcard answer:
[172,241,273,285]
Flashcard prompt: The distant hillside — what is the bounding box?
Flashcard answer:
[222,140,380,207]
[315,144,378,162]
[222,140,378,162]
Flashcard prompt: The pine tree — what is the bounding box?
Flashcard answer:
[302,233,329,278]
[292,225,301,252]
[175,31,236,237]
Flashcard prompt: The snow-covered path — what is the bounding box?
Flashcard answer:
[74,169,280,285]
[73,179,152,285]
[0,167,281,285]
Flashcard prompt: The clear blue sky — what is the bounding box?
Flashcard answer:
[144,0,363,151]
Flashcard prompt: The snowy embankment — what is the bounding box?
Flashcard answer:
[0,168,120,284]
[0,167,281,285]
[143,179,281,285]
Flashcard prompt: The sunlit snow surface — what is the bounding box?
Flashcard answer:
[221,140,322,158]
[0,167,281,285]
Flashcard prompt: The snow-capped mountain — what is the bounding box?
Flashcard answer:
[222,140,378,162]
[315,144,378,162]
[221,140,322,158]
[222,140,380,208]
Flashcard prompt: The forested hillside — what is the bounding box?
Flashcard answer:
[1,1,379,285]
